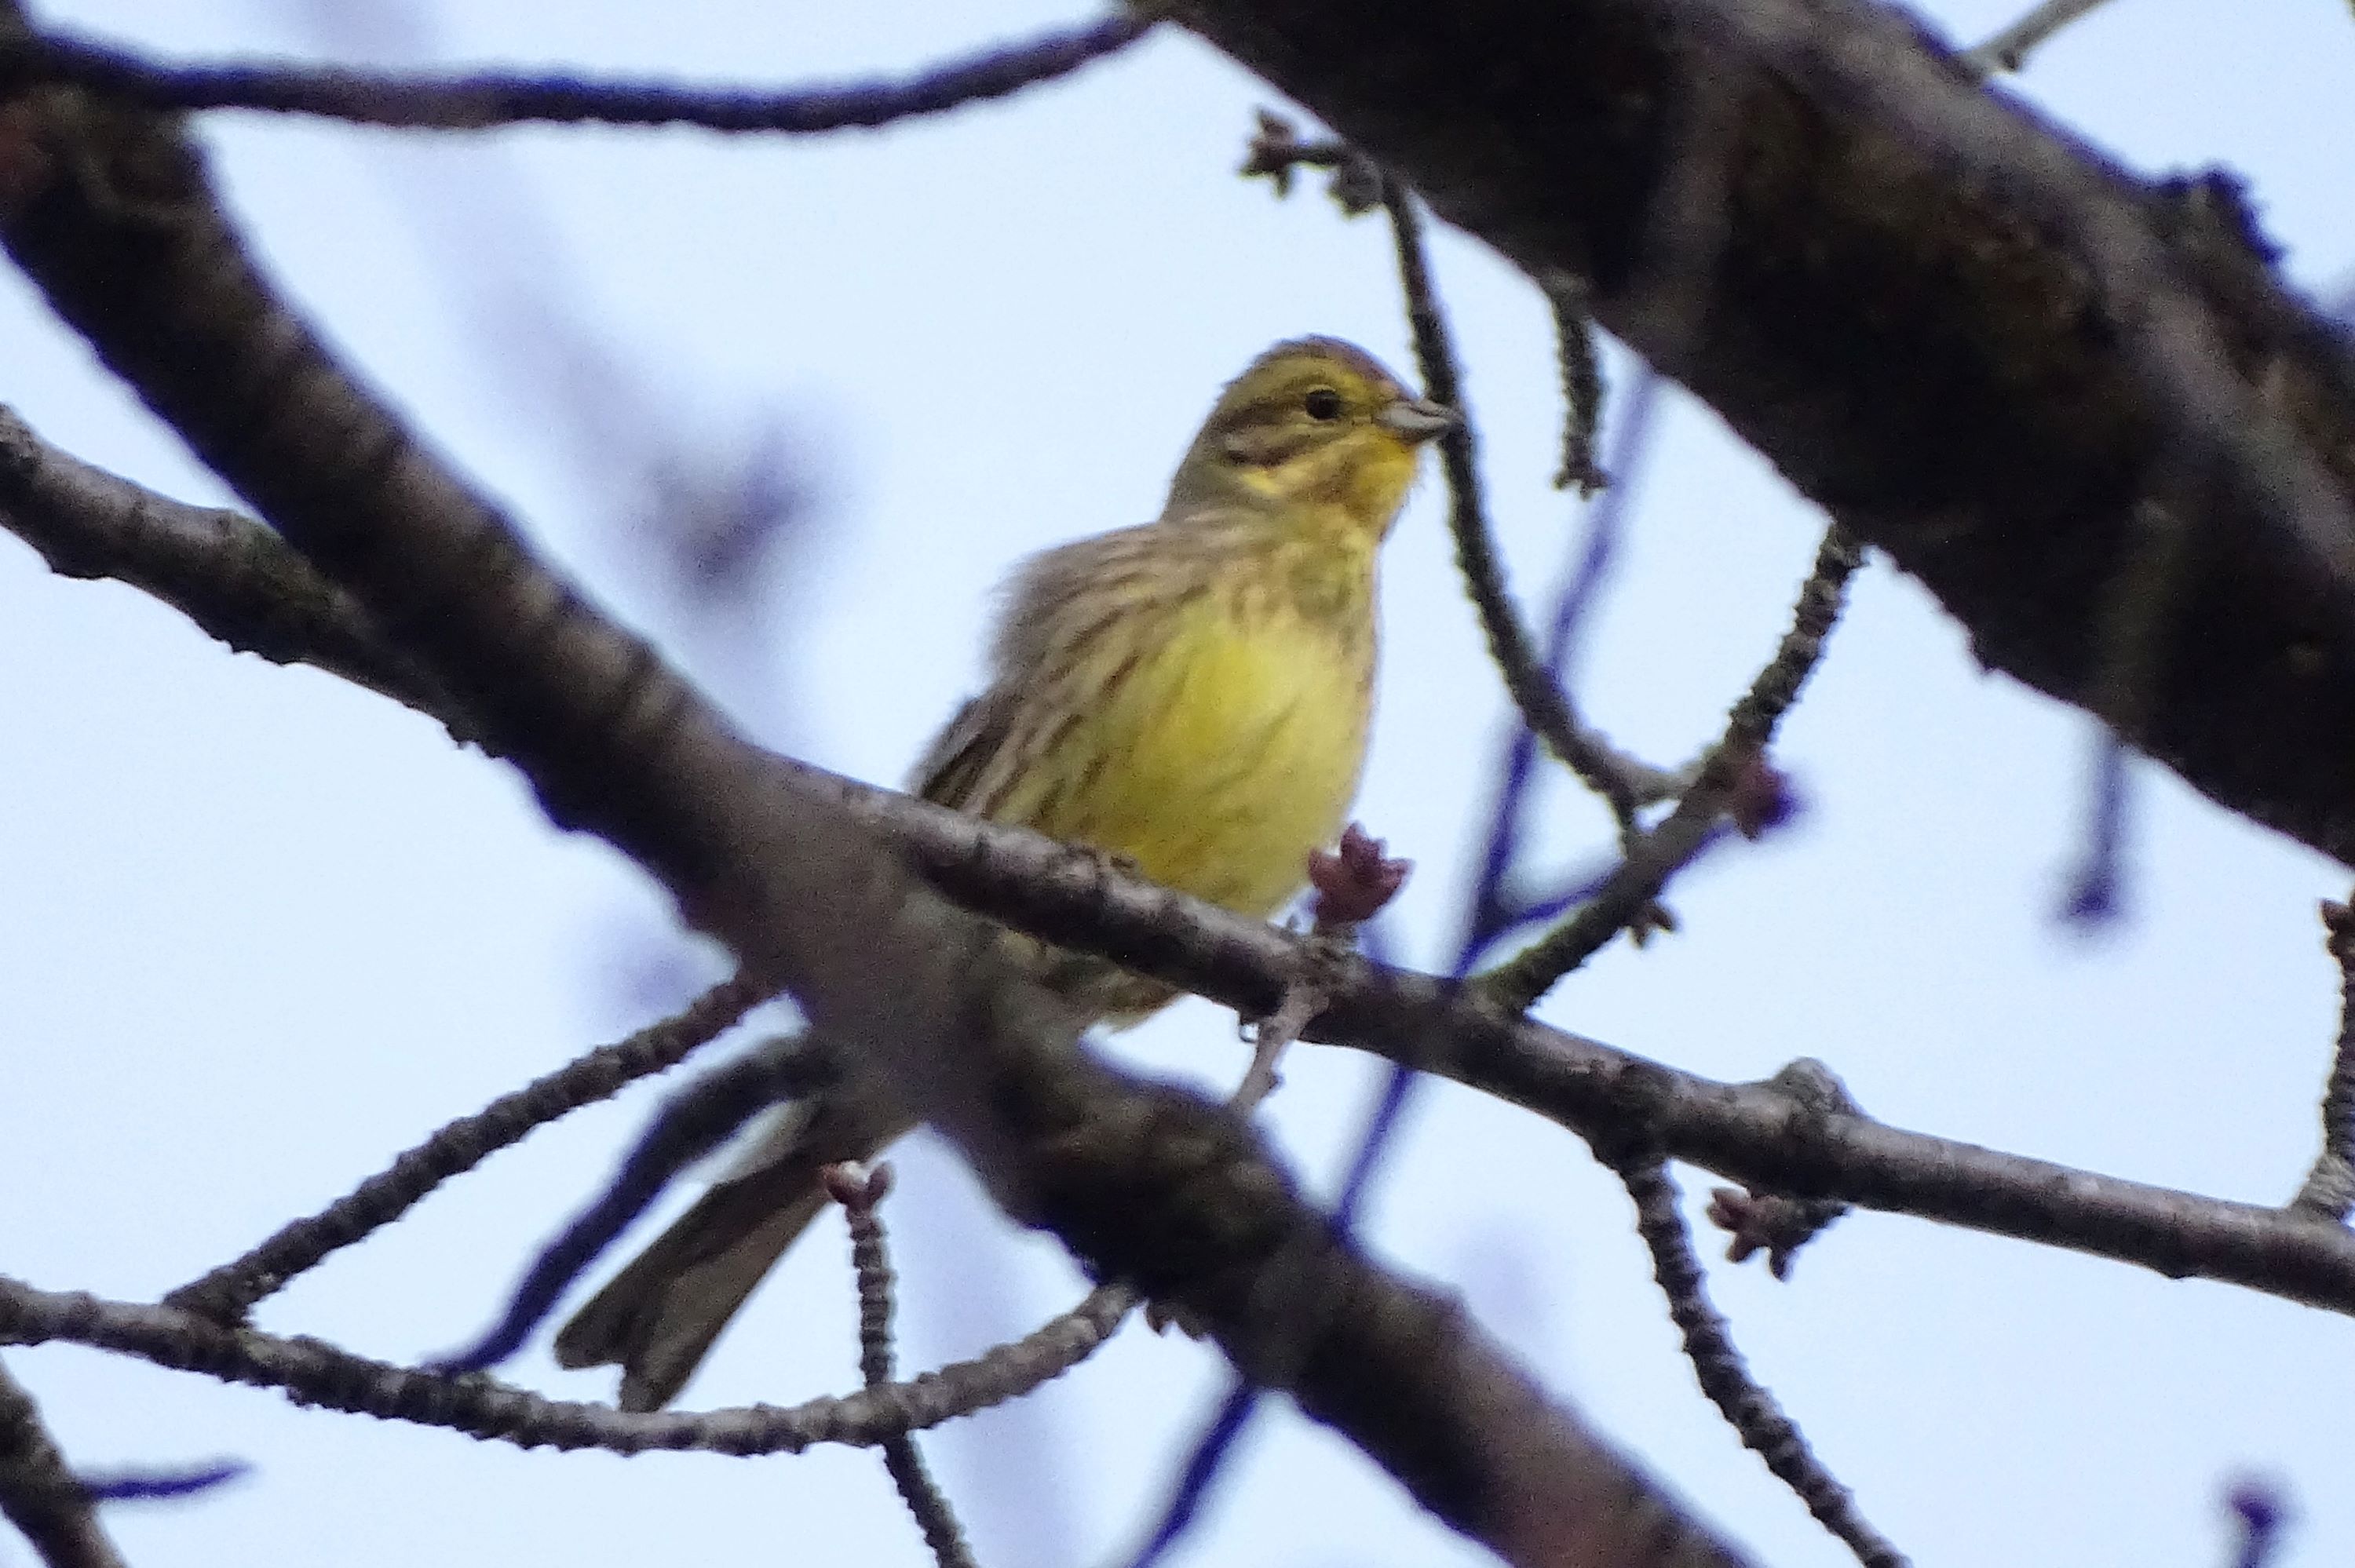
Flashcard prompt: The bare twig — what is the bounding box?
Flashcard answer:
[436,1035,828,1374]
[1617,1160,1904,1568]
[1959,0,2123,75]
[0,1358,126,1568]
[845,770,2355,1321]
[1481,526,1861,1009]
[2057,731,2130,924]
[166,975,766,1322]
[827,1165,980,1568]
[1381,177,1680,833]
[1,13,1148,133]
[1547,279,1609,496]
[0,1273,1131,1458]
[1243,119,1675,823]
[2292,899,2355,1220]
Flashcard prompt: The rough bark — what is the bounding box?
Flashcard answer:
[1174,0,2355,867]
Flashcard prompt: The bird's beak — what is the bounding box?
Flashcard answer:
[1376,396,1460,442]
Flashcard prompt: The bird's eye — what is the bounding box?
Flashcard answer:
[1303,388,1345,421]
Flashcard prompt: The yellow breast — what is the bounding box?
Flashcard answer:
[1010,586,1374,921]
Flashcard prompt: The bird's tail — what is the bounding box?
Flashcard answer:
[553,1087,907,1412]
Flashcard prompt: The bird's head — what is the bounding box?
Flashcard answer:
[1165,337,1456,536]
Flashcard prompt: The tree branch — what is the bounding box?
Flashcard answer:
[801,772,2355,1321]
[827,1165,984,1568]
[166,975,767,1324]
[1481,525,1857,1010]
[1381,177,1675,833]
[1167,0,2355,873]
[0,1359,126,1568]
[0,13,1147,134]
[2291,898,2355,1219]
[0,404,472,741]
[0,1274,1129,1459]
[1616,1159,1900,1568]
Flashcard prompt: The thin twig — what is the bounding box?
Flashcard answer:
[1617,1160,1904,1568]
[1321,370,1667,1256]
[1244,121,1651,817]
[827,1165,980,1568]
[1382,178,1678,833]
[1958,0,2122,75]
[2291,899,2355,1220]
[2,14,1148,133]
[0,1273,1133,1458]
[1481,526,1862,1010]
[0,1358,126,1568]
[435,1034,829,1374]
[1231,982,1324,1115]
[1547,279,1610,496]
[165,975,766,1322]
[1232,825,1408,1113]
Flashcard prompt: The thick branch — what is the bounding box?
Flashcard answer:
[10,434,2355,1319]
[1168,0,2355,870]
[0,405,469,738]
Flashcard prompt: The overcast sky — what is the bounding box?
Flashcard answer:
[5,2,2354,1566]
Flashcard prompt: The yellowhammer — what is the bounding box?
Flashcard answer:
[555,337,1454,1409]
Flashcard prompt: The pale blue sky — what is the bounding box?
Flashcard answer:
[4,2,2353,1566]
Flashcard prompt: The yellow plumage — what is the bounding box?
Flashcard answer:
[554,337,1452,1409]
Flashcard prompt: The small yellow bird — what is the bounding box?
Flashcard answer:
[555,337,1453,1409]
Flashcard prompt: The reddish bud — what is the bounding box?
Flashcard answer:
[1309,822,1411,926]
